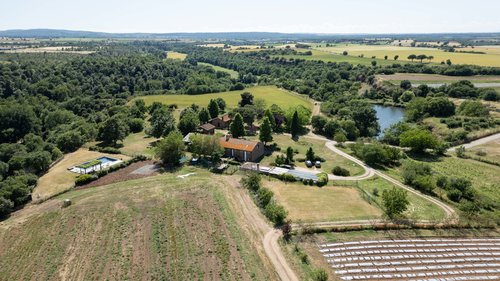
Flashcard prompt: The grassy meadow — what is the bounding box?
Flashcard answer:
[0,172,274,281]
[275,49,397,66]
[263,179,382,223]
[198,62,239,78]
[133,85,313,111]
[336,177,447,221]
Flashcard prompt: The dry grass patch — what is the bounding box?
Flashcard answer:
[33,149,130,201]
[166,51,187,60]
[0,173,273,280]
[264,180,381,223]
[121,132,157,156]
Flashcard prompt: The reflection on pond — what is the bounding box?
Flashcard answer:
[374,105,405,137]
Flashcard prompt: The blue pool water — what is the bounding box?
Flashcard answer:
[97,156,117,164]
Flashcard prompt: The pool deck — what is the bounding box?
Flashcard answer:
[69,157,123,174]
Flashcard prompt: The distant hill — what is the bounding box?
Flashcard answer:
[0,29,499,41]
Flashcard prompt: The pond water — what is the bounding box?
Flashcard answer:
[374,105,405,137]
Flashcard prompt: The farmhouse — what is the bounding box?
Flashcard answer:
[219,135,264,162]
[198,123,215,135]
[211,114,232,129]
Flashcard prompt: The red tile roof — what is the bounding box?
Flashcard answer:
[219,137,260,152]
[199,123,215,131]
[220,114,232,122]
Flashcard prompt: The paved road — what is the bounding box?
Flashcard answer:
[304,132,457,222]
[448,132,500,152]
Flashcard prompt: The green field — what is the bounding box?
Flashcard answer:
[0,171,274,280]
[315,44,500,67]
[198,62,239,78]
[133,85,313,111]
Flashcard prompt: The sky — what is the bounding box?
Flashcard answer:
[1,0,499,34]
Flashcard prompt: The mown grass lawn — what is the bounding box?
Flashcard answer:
[134,85,313,111]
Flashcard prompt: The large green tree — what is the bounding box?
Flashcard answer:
[290,111,300,138]
[259,117,273,145]
[178,109,200,135]
[148,107,176,138]
[208,99,220,119]
[400,128,438,153]
[230,113,245,138]
[382,187,409,219]
[155,131,185,166]
[98,115,130,145]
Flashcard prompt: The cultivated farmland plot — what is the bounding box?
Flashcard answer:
[320,238,500,280]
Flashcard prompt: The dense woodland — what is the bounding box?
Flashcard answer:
[0,41,499,217]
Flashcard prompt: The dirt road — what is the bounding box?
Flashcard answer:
[448,132,500,152]
[223,176,299,281]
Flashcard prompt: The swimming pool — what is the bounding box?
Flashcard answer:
[97,156,118,164]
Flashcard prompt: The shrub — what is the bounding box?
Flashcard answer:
[382,187,409,219]
[75,174,98,186]
[332,166,350,176]
[264,202,288,225]
[279,173,297,182]
[257,187,273,207]
[413,175,435,194]
[89,146,121,154]
[447,189,462,202]
[316,172,328,187]
[312,269,328,281]
[240,173,261,192]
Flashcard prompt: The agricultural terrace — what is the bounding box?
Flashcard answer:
[134,85,313,111]
[32,149,130,201]
[0,172,274,280]
[166,51,187,60]
[314,44,500,67]
[198,62,239,78]
[248,134,365,176]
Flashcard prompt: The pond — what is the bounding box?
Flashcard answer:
[374,105,405,137]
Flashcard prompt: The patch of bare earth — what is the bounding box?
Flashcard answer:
[77,160,159,189]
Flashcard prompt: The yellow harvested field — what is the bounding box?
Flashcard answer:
[264,180,382,223]
[33,149,130,201]
[3,46,94,54]
[316,44,500,67]
[166,51,187,60]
